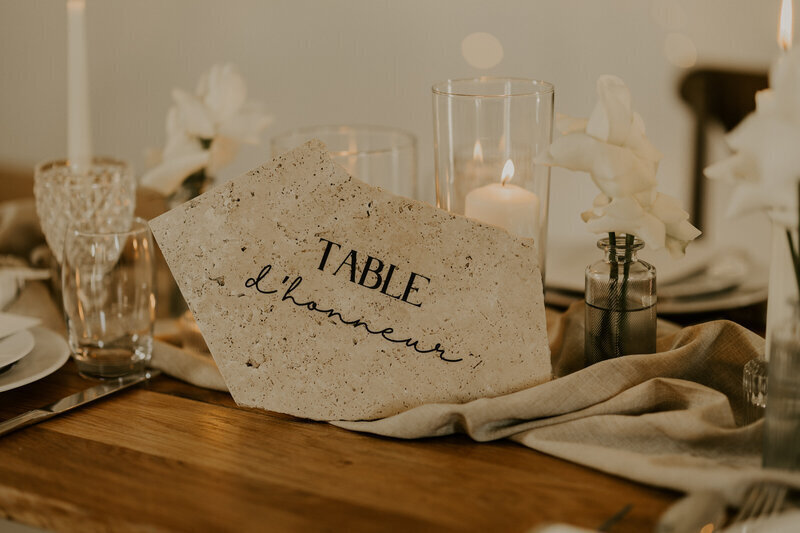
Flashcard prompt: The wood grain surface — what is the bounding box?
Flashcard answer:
[0,360,678,532]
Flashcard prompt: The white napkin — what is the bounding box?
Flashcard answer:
[150,339,227,391]
[0,257,50,310]
[0,312,40,339]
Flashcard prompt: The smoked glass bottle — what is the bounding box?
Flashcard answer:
[585,235,657,366]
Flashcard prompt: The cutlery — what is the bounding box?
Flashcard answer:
[597,503,632,531]
[730,482,788,524]
[0,369,160,437]
[655,490,727,533]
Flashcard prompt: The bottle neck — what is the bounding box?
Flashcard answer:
[598,234,644,264]
[604,249,639,263]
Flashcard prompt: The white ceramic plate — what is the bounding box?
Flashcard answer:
[545,240,769,315]
[0,329,35,367]
[0,327,70,393]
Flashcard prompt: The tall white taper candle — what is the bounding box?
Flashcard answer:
[67,0,92,167]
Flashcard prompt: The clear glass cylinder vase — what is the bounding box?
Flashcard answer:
[271,125,418,199]
[585,235,657,366]
[763,302,800,469]
[743,217,800,424]
[432,77,554,282]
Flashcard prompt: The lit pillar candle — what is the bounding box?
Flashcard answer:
[464,159,540,240]
[67,0,92,167]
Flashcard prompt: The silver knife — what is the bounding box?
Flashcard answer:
[0,369,160,437]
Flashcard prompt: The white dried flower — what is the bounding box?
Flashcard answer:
[141,64,273,196]
[538,75,700,255]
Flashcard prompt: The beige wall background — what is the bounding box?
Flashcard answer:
[0,0,783,252]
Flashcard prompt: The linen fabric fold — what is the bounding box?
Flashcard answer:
[334,303,800,505]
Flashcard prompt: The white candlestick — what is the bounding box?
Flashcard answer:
[465,182,540,240]
[67,0,92,167]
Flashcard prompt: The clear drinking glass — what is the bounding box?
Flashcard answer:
[585,236,657,366]
[433,77,554,281]
[34,158,136,264]
[270,125,417,199]
[62,218,156,378]
[763,302,800,470]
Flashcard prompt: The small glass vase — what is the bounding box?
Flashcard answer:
[763,302,800,469]
[743,217,800,424]
[585,235,657,366]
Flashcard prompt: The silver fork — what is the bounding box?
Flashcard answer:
[730,482,789,524]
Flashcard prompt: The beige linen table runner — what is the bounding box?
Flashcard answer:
[335,303,800,504]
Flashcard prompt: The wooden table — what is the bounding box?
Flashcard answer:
[0,358,679,532]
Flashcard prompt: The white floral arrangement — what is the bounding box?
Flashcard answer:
[141,64,273,198]
[537,75,701,257]
[704,49,800,225]
[705,47,800,289]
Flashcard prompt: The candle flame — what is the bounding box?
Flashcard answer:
[500,159,515,186]
[473,140,484,163]
[780,0,793,51]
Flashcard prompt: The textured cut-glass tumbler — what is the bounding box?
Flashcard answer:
[34,157,136,264]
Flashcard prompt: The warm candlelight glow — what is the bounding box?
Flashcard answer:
[779,0,793,51]
[500,159,515,186]
[472,140,484,163]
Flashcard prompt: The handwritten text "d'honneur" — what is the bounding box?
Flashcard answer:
[244,239,459,362]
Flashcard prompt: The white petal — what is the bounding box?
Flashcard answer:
[704,151,758,183]
[665,236,691,258]
[582,196,667,249]
[602,196,645,219]
[666,218,701,242]
[725,183,774,218]
[163,130,205,160]
[623,112,663,163]
[541,133,599,171]
[555,113,587,135]
[755,88,777,115]
[592,193,611,208]
[590,148,658,197]
[541,133,657,197]
[634,188,657,209]
[172,89,215,138]
[201,64,247,123]
[140,152,209,196]
[165,106,186,138]
[586,75,632,145]
[218,105,273,144]
[580,208,598,223]
[649,192,690,225]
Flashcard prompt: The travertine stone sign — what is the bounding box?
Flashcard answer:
[150,141,550,421]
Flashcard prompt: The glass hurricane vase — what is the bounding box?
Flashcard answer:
[743,217,800,424]
[763,302,800,469]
